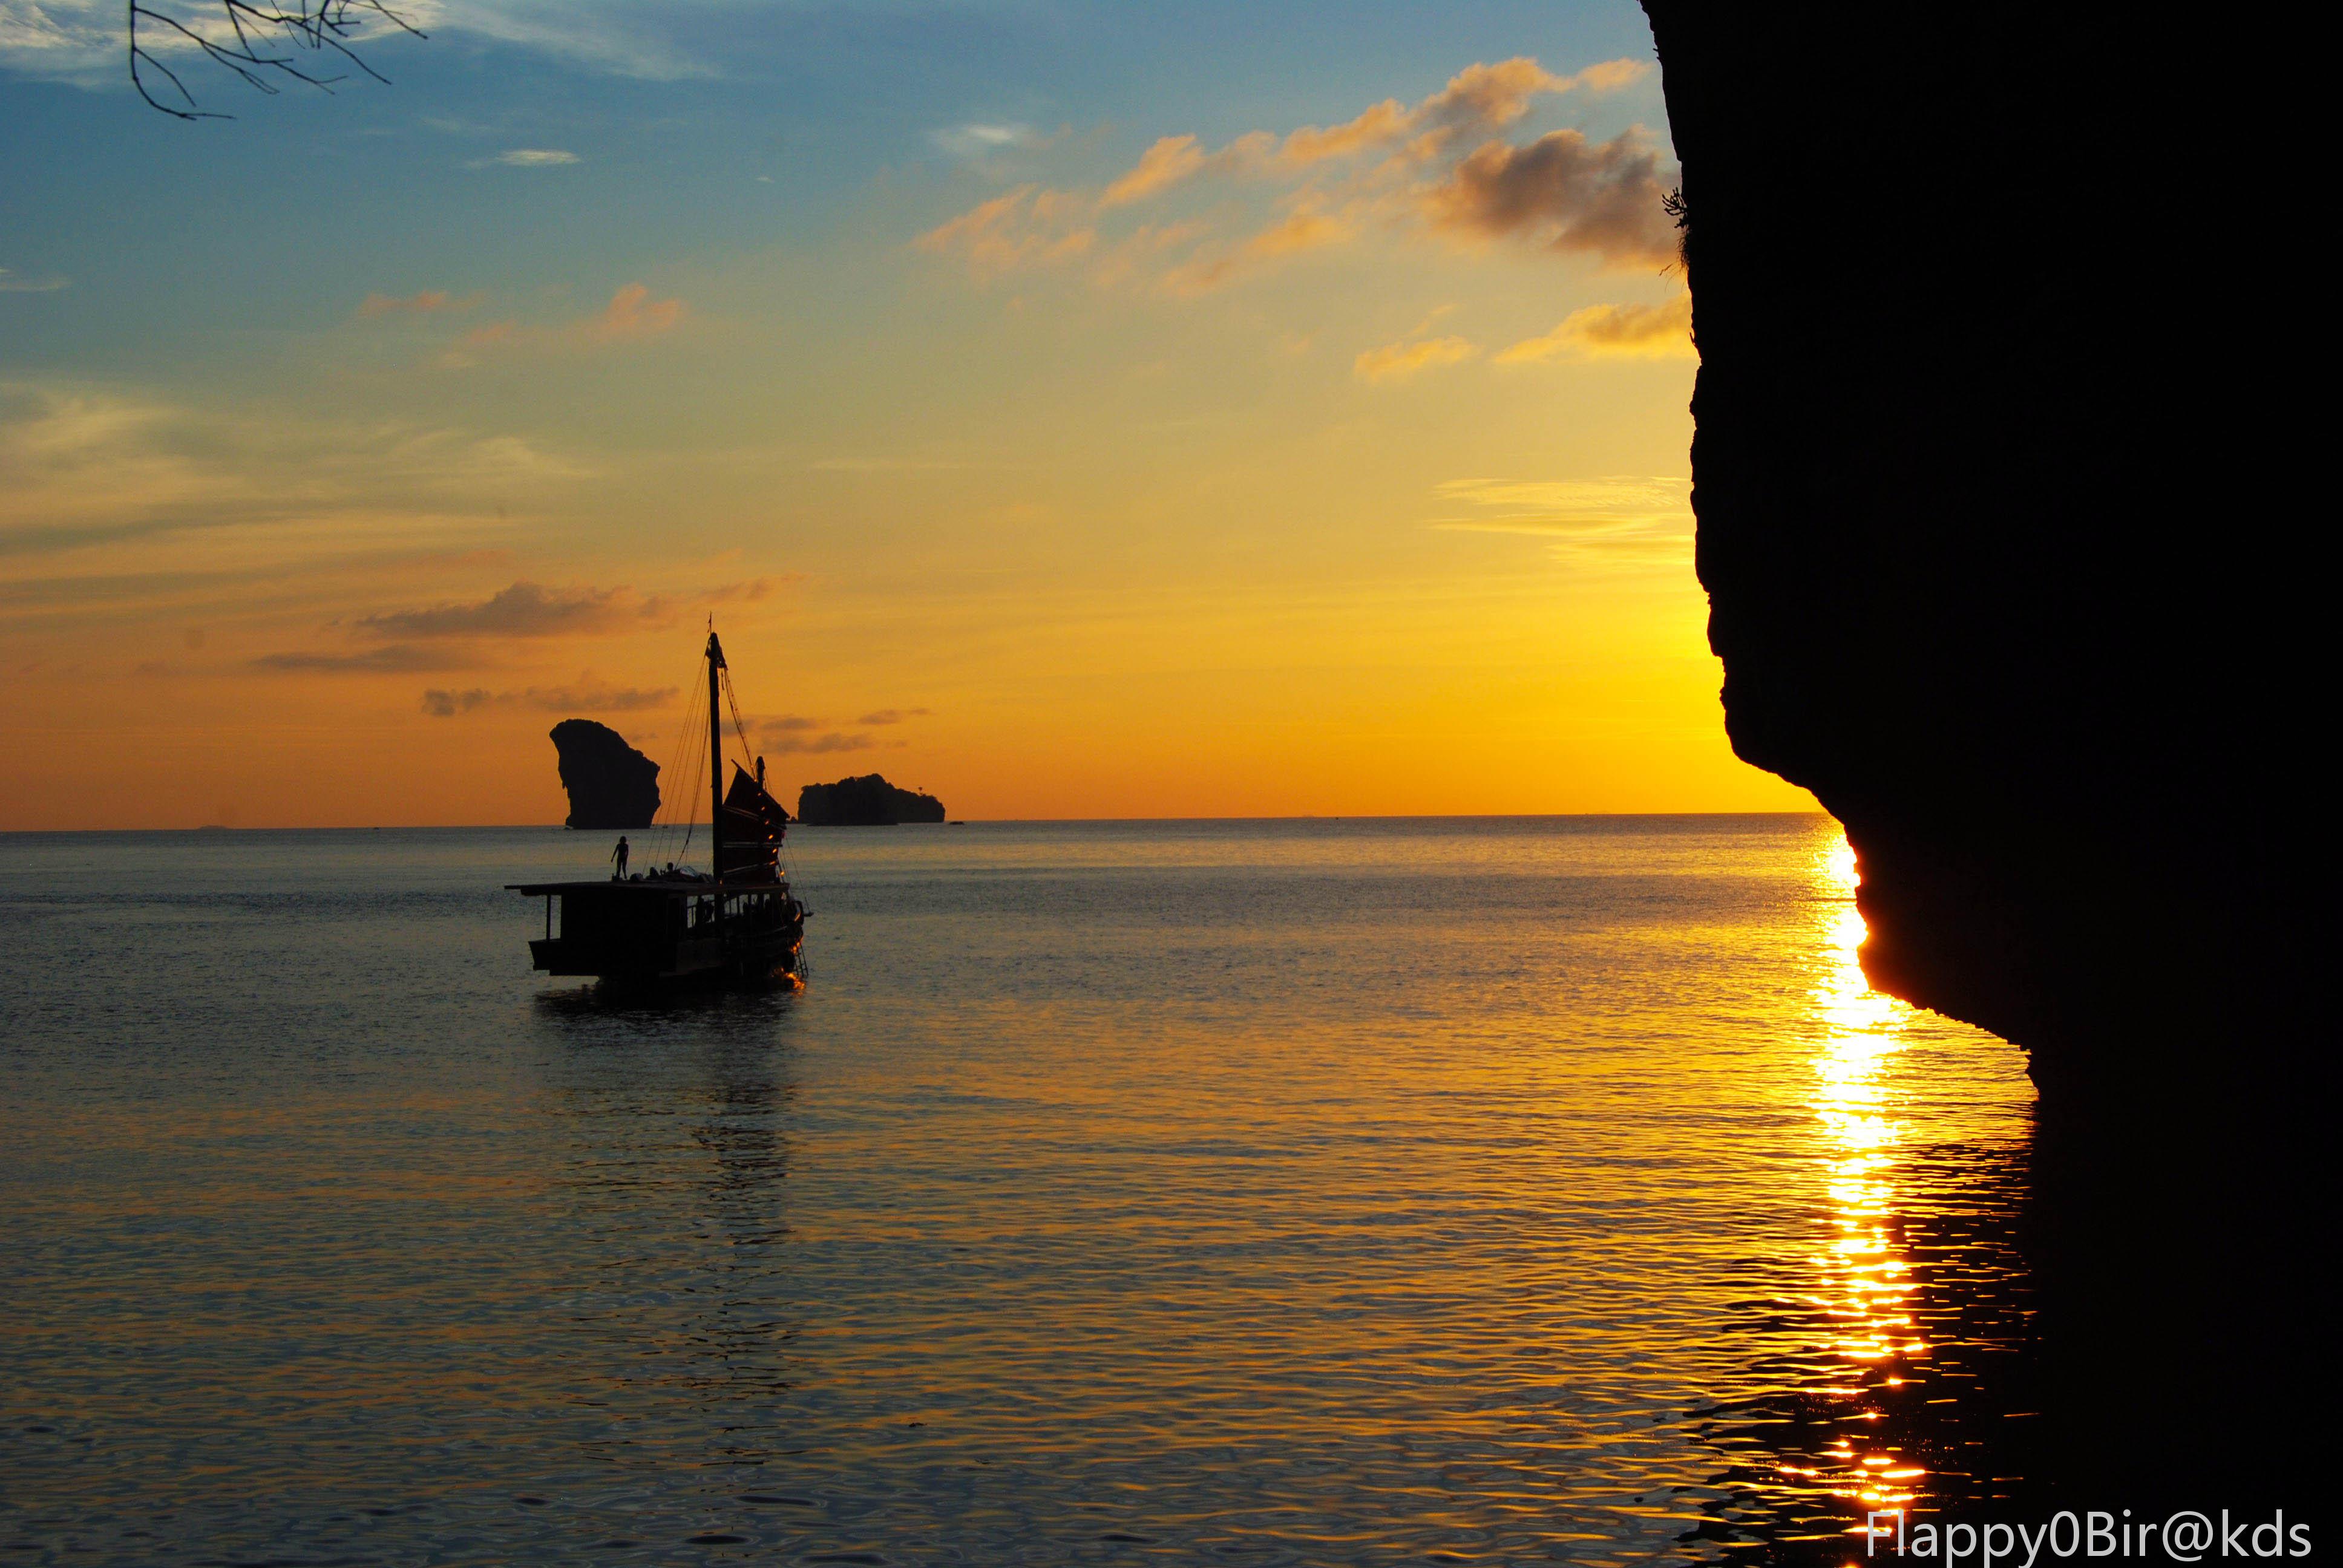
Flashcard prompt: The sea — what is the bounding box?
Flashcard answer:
[0,817,2042,1566]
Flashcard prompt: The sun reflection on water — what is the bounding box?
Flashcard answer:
[1807,836,1926,1518]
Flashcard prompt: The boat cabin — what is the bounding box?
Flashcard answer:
[507,877,803,984]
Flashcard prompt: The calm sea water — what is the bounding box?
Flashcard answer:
[0,817,2039,1565]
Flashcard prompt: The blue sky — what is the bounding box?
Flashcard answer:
[4,1,1664,378]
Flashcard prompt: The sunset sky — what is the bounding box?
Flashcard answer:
[0,0,1813,827]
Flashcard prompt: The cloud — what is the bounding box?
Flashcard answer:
[540,684,673,711]
[586,281,682,341]
[1277,100,1414,169]
[1496,292,1693,362]
[915,185,1096,279]
[765,731,876,756]
[1093,56,1638,197]
[931,121,1068,165]
[1429,475,1692,568]
[422,681,677,716]
[1569,59,1650,94]
[254,645,458,673]
[1,267,69,293]
[747,713,890,754]
[0,0,109,76]
[1280,57,1596,169]
[1244,211,1351,258]
[917,55,1667,296]
[1103,135,1207,206]
[439,283,684,364]
[495,148,579,166]
[405,0,714,82]
[357,289,477,317]
[0,380,587,563]
[421,687,493,716]
[702,575,797,603]
[1354,335,1478,384]
[358,581,664,639]
[856,708,929,726]
[3,0,708,89]
[1423,127,1679,269]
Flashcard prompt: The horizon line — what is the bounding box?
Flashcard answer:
[2,809,1833,834]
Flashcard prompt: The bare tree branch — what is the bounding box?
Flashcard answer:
[129,0,426,120]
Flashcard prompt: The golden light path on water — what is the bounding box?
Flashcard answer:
[1807,838,1929,1520]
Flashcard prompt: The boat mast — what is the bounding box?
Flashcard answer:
[707,627,726,892]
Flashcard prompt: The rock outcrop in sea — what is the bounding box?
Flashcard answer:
[1641,2,2322,1506]
[549,719,661,829]
[795,774,946,826]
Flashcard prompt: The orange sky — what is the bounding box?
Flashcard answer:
[0,10,1813,826]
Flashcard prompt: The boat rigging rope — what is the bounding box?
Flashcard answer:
[646,644,708,869]
[719,667,756,780]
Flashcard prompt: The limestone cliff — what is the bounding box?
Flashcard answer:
[1641,4,2325,1502]
[796,774,946,826]
[549,719,660,829]
[1640,4,2320,1107]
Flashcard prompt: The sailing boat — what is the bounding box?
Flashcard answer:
[507,630,809,988]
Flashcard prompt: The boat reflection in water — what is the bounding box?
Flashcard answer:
[1686,840,2043,1562]
[531,988,810,1487]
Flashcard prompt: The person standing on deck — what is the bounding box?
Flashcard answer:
[612,835,629,880]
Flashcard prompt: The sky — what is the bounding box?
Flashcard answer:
[0,0,1815,827]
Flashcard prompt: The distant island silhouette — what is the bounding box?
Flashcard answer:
[549,719,660,829]
[796,774,945,826]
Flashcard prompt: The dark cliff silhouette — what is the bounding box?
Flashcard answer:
[549,719,660,829]
[795,774,945,826]
[1643,4,2324,1515]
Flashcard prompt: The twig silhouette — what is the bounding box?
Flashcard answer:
[129,0,425,120]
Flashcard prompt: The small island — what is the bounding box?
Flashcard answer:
[796,773,946,826]
[549,719,661,829]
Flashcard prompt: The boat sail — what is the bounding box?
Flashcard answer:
[507,629,809,987]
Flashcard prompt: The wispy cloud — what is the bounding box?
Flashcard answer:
[1102,134,1210,206]
[586,281,682,340]
[702,575,796,603]
[358,581,665,639]
[856,708,930,726]
[1276,56,1599,171]
[422,687,494,716]
[768,731,876,755]
[1495,292,1693,362]
[931,122,1065,163]
[422,681,677,716]
[357,289,479,318]
[0,380,586,562]
[915,185,1097,279]
[253,645,459,674]
[0,267,69,293]
[408,0,715,82]
[1430,475,1692,568]
[442,283,684,365]
[1354,334,1478,384]
[4,0,712,90]
[493,148,580,167]
[248,584,670,679]
[750,713,880,754]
